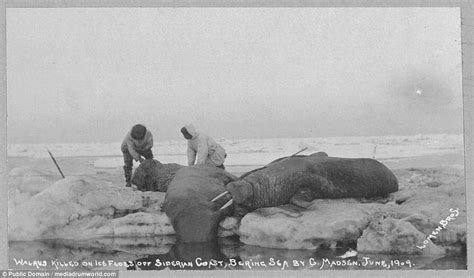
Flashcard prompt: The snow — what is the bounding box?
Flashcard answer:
[8,167,61,207]
[8,176,174,241]
[94,157,124,169]
[8,134,463,168]
[238,200,374,249]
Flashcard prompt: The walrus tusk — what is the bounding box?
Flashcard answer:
[211,191,229,202]
[218,199,233,211]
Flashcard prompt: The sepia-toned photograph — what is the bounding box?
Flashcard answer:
[5,4,468,273]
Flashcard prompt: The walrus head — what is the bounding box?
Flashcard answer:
[131,160,157,191]
[209,179,254,217]
[225,180,253,204]
[132,159,183,192]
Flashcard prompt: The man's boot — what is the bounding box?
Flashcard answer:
[123,166,132,187]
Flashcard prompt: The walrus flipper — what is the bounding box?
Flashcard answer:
[289,174,334,208]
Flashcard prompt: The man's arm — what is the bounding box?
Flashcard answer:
[187,144,197,166]
[126,139,142,161]
[195,140,209,165]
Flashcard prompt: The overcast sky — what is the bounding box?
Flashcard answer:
[6,8,462,143]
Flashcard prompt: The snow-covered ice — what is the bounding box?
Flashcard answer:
[8,134,463,169]
[7,134,465,243]
[8,176,174,241]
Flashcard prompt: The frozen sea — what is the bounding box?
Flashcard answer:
[7,133,465,172]
[6,133,466,271]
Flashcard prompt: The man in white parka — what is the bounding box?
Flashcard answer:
[180,124,227,169]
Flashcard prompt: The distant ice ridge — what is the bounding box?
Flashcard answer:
[8,134,463,168]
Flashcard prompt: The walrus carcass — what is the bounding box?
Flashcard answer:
[131,159,184,192]
[213,152,398,215]
[163,165,237,242]
[164,153,398,242]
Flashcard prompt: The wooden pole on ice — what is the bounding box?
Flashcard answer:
[47,149,65,178]
[291,147,308,157]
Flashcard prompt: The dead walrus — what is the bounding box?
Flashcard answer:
[163,165,237,242]
[131,159,184,192]
[212,152,398,215]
